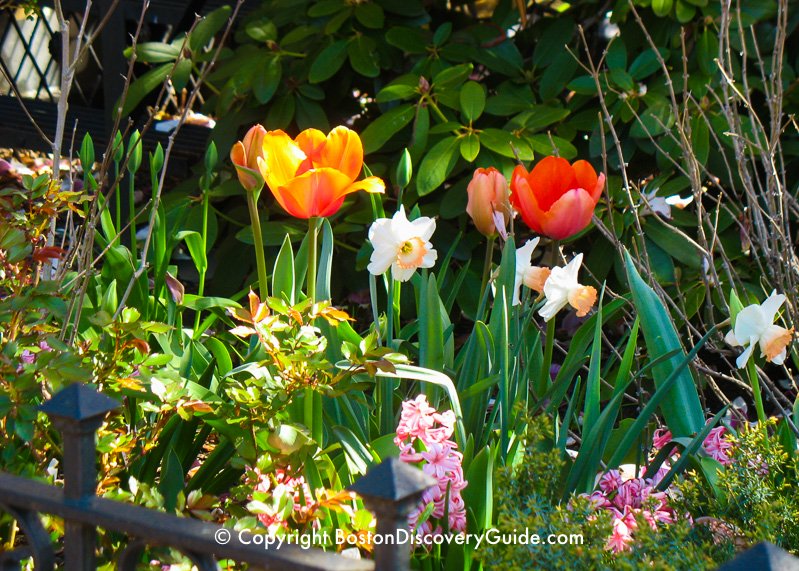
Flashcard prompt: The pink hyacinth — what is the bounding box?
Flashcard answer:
[702,426,734,465]
[652,428,672,450]
[396,395,467,541]
[606,517,633,552]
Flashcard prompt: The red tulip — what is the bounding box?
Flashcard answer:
[510,156,605,240]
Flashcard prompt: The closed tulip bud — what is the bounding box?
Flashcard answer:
[466,167,511,238]
[230,124,267,193]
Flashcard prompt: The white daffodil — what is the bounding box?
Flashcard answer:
[367,206,437,282]
[512,238,540,306]
[539,253,597,322]
[724,290,793,368]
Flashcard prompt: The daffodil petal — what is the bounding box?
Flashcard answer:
[735,342,756,369]
[760,290,785,323]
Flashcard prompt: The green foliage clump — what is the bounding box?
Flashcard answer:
[675,420,799,554]
[479,416,731,571]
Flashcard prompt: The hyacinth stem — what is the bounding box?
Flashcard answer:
[246,191,268,301]
[746,358,767,425]
[479,235,496,304]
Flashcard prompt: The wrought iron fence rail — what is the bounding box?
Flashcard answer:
[0,472,373,571]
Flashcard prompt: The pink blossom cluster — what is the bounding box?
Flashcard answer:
[584,467,677,552]
[394,395,467,537]
[653,425,735,466]
[17,340,52,372]
[249,465,314,532]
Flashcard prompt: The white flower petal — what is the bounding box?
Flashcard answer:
[411,216,437,241]
[733,305,768,344]
[391,264,417,282]
[760,290,785,323]
[735,342,756,369]
[724,329,741,347]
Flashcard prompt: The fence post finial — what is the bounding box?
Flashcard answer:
[349,457,437,571]
[40,383,120,571]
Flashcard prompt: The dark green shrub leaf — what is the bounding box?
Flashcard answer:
[417,136,460,196]
[355,3,385,29]
[539,50,578,100]
[385,27,429,54]
[253,57,282,104]
[361,103,415,153]
[120,64,171,117]
[432,63,473,88]
[460,133,480,161]
[348,36,380,77]
[309,40,349,83]
[172,58,192,92]
[190,6,231,52]
[459,81,485,122]
[629,48,669,80]
[127,42,180,63]
[308,0,347,17]
[245,18,278,42]
[652,0,673,17]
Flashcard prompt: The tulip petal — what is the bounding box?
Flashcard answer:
[346,176,386,195]
[527,156,578,211]
[272,167,352,219]
[321,126,364,181]
[230,141,246,167]
[510,167,546,235]
[539,188,596,240]
[572,160,603,202]
[295,128,327,173]
[261,130,307,190]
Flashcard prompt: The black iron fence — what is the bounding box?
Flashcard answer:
[0,383,436,570]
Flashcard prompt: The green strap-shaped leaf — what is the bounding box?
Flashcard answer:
[623,248,704,437]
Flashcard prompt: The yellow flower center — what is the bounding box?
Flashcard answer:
[397,237,427,269]
[568,285,597,317]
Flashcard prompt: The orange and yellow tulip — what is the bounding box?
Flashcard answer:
[259,126,385,219]
[510,156,605,240]
[230,124,267,193]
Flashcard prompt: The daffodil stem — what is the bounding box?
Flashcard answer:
[246,191,268,300]
[540,317,556,398]
[381,278,396,435]
[479,236,496,306]
[746,358,767,425]
[307,216,319,303]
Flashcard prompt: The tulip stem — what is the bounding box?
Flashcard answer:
[194,183,210,333]
[304,216,322,445]
[246,191,268,300]
[746,358,767,425]
[479,236,496,307]
[307,216,319,303]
